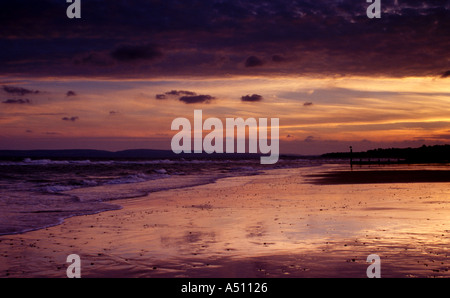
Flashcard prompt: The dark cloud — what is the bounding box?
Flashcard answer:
[304,102,313,106]
[3,86,39,96]
[66,90,77,97]
[304,136,315,142]
[157,90,215,104]
[165,90,197,96]
[245,56,264,68]
[432,134,450,140]
[272,55,286,63]
[74,53,112,67]
[2,99,31,104]
[441,70,450,78]
[1,1,450,78]
[179,95,215,104]
[110,44,162,62]
[241,94,263,102]
[62,116,79,122]
[109,111,118,115]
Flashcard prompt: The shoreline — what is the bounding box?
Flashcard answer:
[0,170,257,237]
[0,161,327,238]
[1,165,449,278]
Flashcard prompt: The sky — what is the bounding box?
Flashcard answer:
[1,0,450,155]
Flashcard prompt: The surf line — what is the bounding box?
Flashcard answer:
[171,110,279,164]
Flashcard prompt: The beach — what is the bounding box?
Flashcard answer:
[1,164,449,278]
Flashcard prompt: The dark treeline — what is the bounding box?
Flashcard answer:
[322,145,450,163]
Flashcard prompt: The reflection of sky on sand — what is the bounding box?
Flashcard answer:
[0,165,448,277]
[111,166,449,277]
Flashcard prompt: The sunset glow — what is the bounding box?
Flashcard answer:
[1,76,450,154]
[1,1,450,155]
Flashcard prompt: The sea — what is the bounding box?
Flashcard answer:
[0,157,334,236]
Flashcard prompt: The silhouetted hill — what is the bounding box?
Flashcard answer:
[0,149,172,160]
[0,149,267,161]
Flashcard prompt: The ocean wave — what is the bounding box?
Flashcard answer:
[105,172,170,185]
[229,166,255,171]
[40,172,171,194]
[0,157,326,237]
[44,185,77,193]
[0,158,264,166]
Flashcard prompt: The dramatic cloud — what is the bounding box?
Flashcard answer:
[2,86,39,96]
[62,116,79,122]
[245,56,264,68]
[1,1,450,78]
[66,91,77,97]
[110,44,162,62]
[155,94,167,100]
[2,99,31,104]
[179,95,215,104]
[241,94,263,102]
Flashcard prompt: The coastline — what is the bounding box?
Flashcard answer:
[1,164,449,278]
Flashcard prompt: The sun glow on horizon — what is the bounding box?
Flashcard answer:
[1,75,450,154]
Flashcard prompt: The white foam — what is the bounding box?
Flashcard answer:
[104,173,169,185]
[44,185,77,193]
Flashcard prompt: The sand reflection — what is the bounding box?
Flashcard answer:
[0,165,449,277]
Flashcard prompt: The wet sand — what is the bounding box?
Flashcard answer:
[308,168,450,184]
[0,165,449,278]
